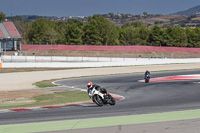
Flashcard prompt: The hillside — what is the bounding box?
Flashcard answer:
[173,5,200,15]
[8,11,200,28]
[108,14,200,28]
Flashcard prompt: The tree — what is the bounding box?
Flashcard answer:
[82,17,102,45]
[11,15,22,21]
[164,26,187,47]
[123,21,145,28]
[186,27,200,47]
[0,12,6,21]
[108,13,114,18]
[82,14,120,45]
[148,25,165,46]
[120,25,149,45]
[120,26,140,45]
[27,18,58,44]
[105,25,120,45]
[143,12,147,17]
[139,25,150,45]
[101,19,120,45]
[194,27,200,47]
[55,22,68,44]
[66,23,83,45]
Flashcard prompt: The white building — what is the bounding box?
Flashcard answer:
[0,21,22,54]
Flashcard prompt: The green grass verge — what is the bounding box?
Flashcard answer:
[0,103,30,107]
[32,76,95,88]
[33,79,60,88]
[0,90,90,109]
[32,90,90,106]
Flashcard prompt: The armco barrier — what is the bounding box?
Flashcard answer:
[22,45,200,53]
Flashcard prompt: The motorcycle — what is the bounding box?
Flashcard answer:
[145,74,150,83]
[90,88,116,106]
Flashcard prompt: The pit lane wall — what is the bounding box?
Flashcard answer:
[1,56,200,68]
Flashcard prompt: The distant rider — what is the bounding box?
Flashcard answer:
[144,70,151,79]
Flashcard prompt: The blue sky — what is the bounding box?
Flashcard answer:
[1,0,200,17]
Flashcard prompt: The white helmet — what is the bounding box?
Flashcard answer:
[87,82,93,89]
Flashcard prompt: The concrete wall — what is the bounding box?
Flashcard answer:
[1,55,200,68]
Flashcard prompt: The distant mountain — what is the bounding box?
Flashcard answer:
[173,5,200,15]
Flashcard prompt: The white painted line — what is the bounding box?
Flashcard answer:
[0,109,15,113]
[82,104,97,107]
[26,107,48,111]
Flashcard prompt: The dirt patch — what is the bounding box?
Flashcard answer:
[0,90,56,104]
[0,68,72,73]
[5,50,200,58]
[0,68,80,74]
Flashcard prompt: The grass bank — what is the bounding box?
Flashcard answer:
[33,79,62,88]
[0,90,90,109]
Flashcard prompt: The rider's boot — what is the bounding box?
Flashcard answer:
[103,95,107,103]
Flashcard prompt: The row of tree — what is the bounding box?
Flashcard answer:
[10,14,200,47]
[24,15,121,45]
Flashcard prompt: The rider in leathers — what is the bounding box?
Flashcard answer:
[144,70,151,79]
[87,81,107,101]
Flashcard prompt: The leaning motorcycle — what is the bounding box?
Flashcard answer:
[90,88,115,106]
[145,74,150,83]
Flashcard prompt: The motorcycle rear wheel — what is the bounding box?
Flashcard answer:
[109,95,116,106]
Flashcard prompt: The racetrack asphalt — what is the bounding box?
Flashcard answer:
[1,63,200,91]
[1,63,200,133]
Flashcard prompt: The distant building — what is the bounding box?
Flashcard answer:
[0,21,22,53]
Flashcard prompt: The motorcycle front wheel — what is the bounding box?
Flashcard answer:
[145,78,149,83]
[93,95,103,106]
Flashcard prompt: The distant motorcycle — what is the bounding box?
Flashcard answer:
[145,74,150,83]
[90,88,115,106]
